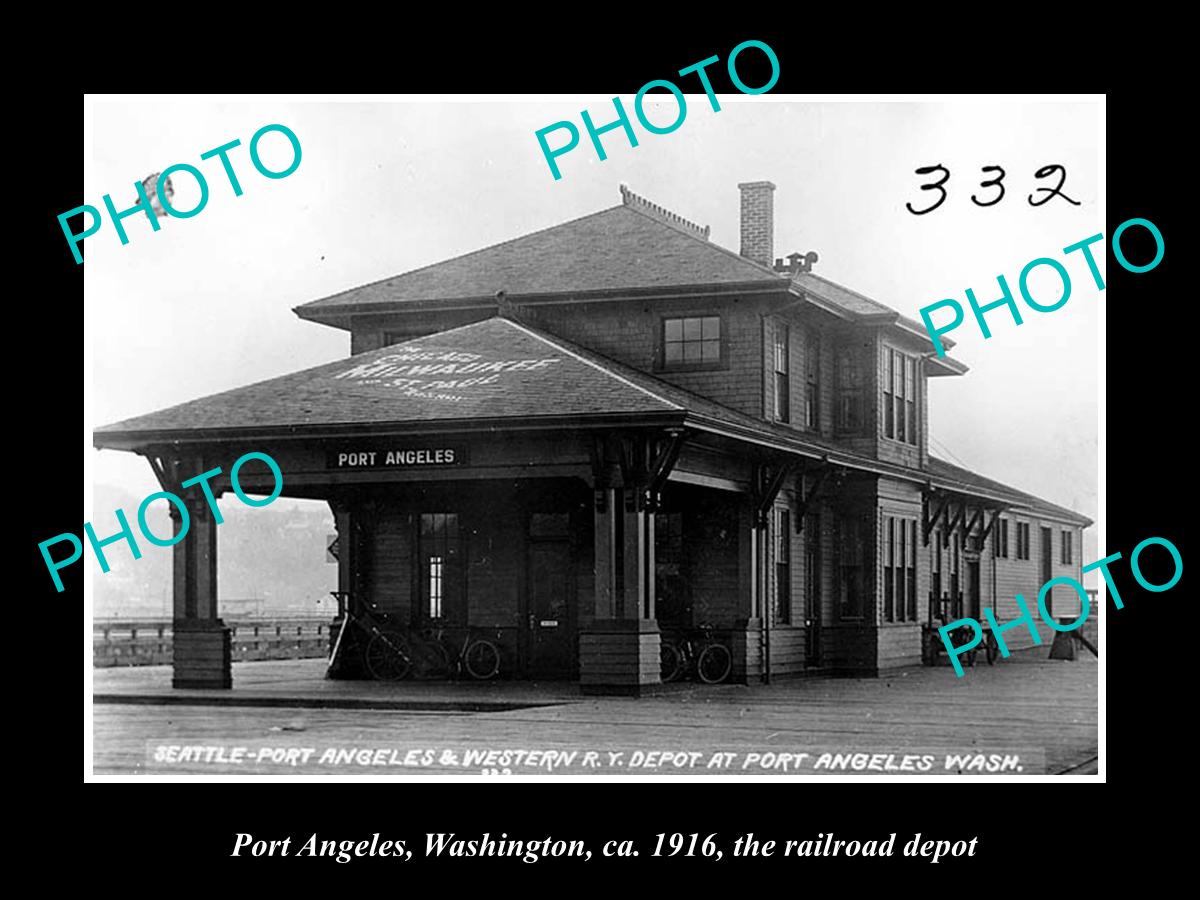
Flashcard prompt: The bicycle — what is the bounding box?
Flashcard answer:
[328,591,414,681]
[421,621,503,681]
[660,624,732,684]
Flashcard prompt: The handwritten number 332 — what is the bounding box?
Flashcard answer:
[905,164,1081,215]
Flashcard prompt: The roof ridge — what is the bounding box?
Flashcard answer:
[618,190,788,282]
[618,184,711,240]
[497,317,682,411]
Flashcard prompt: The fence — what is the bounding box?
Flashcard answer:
[93,617,331,667]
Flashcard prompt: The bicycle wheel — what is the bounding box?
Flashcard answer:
[365,630,412,681]
[697,643,732,684]
[660,641,684,683]
[464,639,501,680]
[985,634,999,665]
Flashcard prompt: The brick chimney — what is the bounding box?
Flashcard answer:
[738,181,776,268]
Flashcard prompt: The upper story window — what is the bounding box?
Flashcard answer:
[883,348,919,445]
[662,316,722,369]
[836,347,864,433]
[773,323,790,423]
[1061,530,1073,564]
[805,333,820,430]
[1015,522,1031,560]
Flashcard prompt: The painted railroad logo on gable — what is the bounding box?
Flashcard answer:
[332,345,562,402]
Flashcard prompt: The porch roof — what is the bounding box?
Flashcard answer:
[93,316,686,444]
[93,316,1089,526]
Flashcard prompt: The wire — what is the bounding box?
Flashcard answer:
[929,434,970,469]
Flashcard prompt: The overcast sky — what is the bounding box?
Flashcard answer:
[85,97,1101,567]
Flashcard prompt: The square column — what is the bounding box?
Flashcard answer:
[327,501,367,680]
[621,491,656,619]
[580,483,661,695]
[593,487,617,620]
[172,497,231,689]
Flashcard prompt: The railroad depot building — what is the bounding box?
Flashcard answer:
[94,182,1092,692]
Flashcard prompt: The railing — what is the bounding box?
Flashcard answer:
[93,617,332,667]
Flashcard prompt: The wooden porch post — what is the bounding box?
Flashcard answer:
[171,470,231,690]
[579,432,663,695]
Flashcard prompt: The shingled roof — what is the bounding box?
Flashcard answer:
[292,186,962,375]
[93,315,1084,524]
[295,191,783,316]
[93,317,684,441]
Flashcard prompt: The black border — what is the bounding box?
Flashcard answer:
[32,20,1179,887]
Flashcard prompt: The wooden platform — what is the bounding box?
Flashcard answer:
[91,650,1097,776]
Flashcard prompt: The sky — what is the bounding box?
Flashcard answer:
[85,96,1102,573]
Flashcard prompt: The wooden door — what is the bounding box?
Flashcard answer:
[804,519,821,666]
[967,561,981,619]
[1040,527,1053,616]
[526,541,575,678]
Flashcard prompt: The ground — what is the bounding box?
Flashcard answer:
[91,651,1097,776]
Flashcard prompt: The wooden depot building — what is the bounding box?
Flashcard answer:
[93,182,1092,693]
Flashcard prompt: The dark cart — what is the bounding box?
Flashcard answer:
[925,592,999,667]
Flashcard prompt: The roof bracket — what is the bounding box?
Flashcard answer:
[923,494,950,545]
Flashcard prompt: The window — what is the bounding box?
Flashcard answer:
[419,513,462,623]
[883,348,920,444]
[884,353,894,439]
[663,316,721,367]
[773,323,790,423]
[427,556,443,617]
[931,526,943,617]
[1016,522,1031,560]
[907,520,918,620]
[993,518,1010,559]
[805,333,820,430]
[884,516,918,624]
[1061,530,1073,564]
[905,358,917,446]
[775,508,791,624]
[884,517,895,622]
[950,533,961,618]
[836,514,866,620]
[836,348,864,432]
[893,350,905,441]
